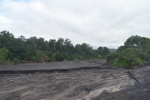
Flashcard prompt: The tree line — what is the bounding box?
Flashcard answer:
[107,35,150,68]
[0,30,110,64]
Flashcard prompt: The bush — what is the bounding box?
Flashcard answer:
[0,48,9,61]
[73,59,80,62]
[12,58,19,64]
[64,59,68,62]
[32,50,45,62]
[0,48,12,64]
[0,59,11,65]
[106,48,144,68]
[54,52,65,61]
[106,52,118,64]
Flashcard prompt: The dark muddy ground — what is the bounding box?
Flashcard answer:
[0,61,150,100]
[0,60,106,74]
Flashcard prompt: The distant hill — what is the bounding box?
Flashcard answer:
[109,49,117,52]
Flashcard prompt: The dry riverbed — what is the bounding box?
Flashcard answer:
[0,61,150,100]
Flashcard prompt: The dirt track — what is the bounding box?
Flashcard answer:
[0,61,150,100]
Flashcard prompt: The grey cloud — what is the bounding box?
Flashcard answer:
[0,0,150,49]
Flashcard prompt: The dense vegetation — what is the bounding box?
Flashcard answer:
[0,31,110,64]
[1,30,149,68]
[106,35,150,68]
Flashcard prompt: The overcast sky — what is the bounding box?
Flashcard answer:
[0,0,150,48]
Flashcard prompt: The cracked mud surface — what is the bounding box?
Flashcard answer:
[0,61,150,100]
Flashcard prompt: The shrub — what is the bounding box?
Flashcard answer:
[32,50,45,62]
[12,58,19,64]
[106,48,144,68]
[0,48,12,64]
[0,48,9,61]
[73,59,80,62]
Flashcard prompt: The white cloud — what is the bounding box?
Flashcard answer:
[0,0,150,48]
[0,16,12,30]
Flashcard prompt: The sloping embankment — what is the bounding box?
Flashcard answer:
[0,60,107,74]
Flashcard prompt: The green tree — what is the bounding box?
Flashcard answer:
[97,47,110,58]
[0,31,15,56]
[32,50,46,62]
[107,35,150,68]
[0,48,11,64]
